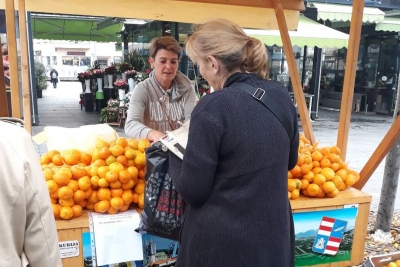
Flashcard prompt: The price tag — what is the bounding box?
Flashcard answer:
[59,240,80,259]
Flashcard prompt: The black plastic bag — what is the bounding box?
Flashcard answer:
[136,141,185,241]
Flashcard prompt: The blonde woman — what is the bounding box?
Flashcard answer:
[169,19,299,266]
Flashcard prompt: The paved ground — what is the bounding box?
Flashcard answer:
[32,81,398,211]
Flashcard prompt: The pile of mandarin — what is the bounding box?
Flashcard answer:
[40,137,150,220]
[288,134,360,200]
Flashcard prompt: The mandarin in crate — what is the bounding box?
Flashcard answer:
[97,200,110,213]
[105,171,119,183]
[132,192,139,204]
[43,169,53,181]
[91,175,100,188]
[116,155,128,166]
[60,206,74,220]
[92,159,106,167]
[122,180,135,189]
[64,153,79,165]
[52,203,61,218]
[99,147,111,160]
[122,190,134,204]
[91,149,101,162]
[59,198,75,207]
[97,166,109,178]
[110,145,124,157]
[73,190,86,202]
[119,204,130,212]
[110,181,122,189]
[98,178,109,188]
[105,155,117,166]
[47,180,58,194]
[53,172,71,186]
[119,170,131,184]
[306,184,320,197]
[111,188,124,198]
[321,168,335,181]
[50,189,59,199]
[58,186,74,200]
[40,154,52,165]
[138,139,150,152]
[138,193,145,209]
[290,189,300,200]
[80,153,92,166]
[110,197,124,209]
[52,154,64,166]
[115,137,128,148]
[125,148,137,160]
[85,187,93,199]
[87,191,99,204]
[134,183,145,195]
[322,181,336,194]
[76,200,87,208]
[313,174,326,186]
[72,204,83,218]
[97,188,111,201]
[96,140,110,149]
[67,179,79,192]
[127,139,139,150]
[78,176,91,191]
[107,207,119,215]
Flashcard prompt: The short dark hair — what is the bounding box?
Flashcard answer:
[149,36,182,60]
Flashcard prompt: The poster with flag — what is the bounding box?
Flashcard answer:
[312,217,348,255]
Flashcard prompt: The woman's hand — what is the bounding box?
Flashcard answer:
[147,130,165,142]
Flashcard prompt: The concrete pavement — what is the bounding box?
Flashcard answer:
[32,81,397,211]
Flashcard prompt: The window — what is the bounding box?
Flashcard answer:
[62,56,73,66]
[80,57,91,66]
[52,56,57,65]
[46,56,50,66]
[97,59,108,66]
[114,56,122,64]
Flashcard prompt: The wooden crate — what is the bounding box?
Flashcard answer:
[291,187,371,267]
[55,188,371,267]
[56,212,89,267]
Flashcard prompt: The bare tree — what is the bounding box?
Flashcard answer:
[375,78,400,232]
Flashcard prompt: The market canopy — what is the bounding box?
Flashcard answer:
[31,16,123,42]
[375,17,400,32]
[3,0,305,30]
[245,15,349,48]
[312,2,385,24]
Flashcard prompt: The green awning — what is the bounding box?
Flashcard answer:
[245,15,349,48]
[312,2,385,24]
[31,17,123,42]
[376,17,400,32]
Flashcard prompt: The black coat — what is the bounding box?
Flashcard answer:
[50,70,58,83]
[169,72,299,267]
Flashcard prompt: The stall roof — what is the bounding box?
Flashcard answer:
[9,0,304,30]
[245,15,349,48]
[375,17,400,32]
[312,2,385,24]
[31,15,123,42]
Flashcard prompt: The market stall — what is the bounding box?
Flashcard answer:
[4,0,400,266]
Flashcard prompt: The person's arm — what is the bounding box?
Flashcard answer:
[169,112,223,207]
[124,83,155,139]
[183,86,197,122]
[22,132,62,267]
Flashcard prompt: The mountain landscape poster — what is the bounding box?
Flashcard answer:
[293,207,358,266]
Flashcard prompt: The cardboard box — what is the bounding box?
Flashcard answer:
[363,252,400,267]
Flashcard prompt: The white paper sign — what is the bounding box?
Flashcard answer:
[91,210,143,266]
[59,240,80,259]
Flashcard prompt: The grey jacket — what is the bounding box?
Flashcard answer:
[0,121,62,267]
[125,71,196,139]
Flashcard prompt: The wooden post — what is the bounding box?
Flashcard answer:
[5,0,21,118]
[336,0,365,161]
[353,115,400,190]
[0,40,8,117]
[18,0,31,134]
[272,0,315,144]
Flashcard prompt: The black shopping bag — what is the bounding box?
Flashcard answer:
[136,141,185,241]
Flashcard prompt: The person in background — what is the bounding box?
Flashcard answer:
[50,68,59,89]
[125,36,196,141]
[168,18,299,266]
[0,119,62,267]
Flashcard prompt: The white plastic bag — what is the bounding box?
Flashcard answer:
[44,124,118,155]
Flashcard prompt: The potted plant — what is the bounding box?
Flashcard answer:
[114,79,128,106]
[125,69,138,92]
[120,62,132,80]
[34,59,48,98]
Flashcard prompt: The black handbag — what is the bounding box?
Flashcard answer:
[232,82,293,139]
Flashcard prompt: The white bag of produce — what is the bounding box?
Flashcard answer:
[44,124,118,154]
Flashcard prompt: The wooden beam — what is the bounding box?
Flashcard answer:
[18,0,31,134]
[23,0,300,30]
[353,115,400,190]
[5,0,21,118]
[272,0,315,144]
[0,41,9,117]
[336,0,365,161]
[173,0,305,10]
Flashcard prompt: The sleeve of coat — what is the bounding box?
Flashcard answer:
[288,114,299,170]
[125,83,152,139]
[169,112,223,207]
[23,134,62,267]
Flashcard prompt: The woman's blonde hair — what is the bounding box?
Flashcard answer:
[185,18,268,78]
[150,36,182,60]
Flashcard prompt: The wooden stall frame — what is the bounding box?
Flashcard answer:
[0,38,8,117]
[5,0,21,118]
[18,0,31,134]
[6,0,397,265]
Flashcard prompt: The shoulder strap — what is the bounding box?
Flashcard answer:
[231,82,293,139]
